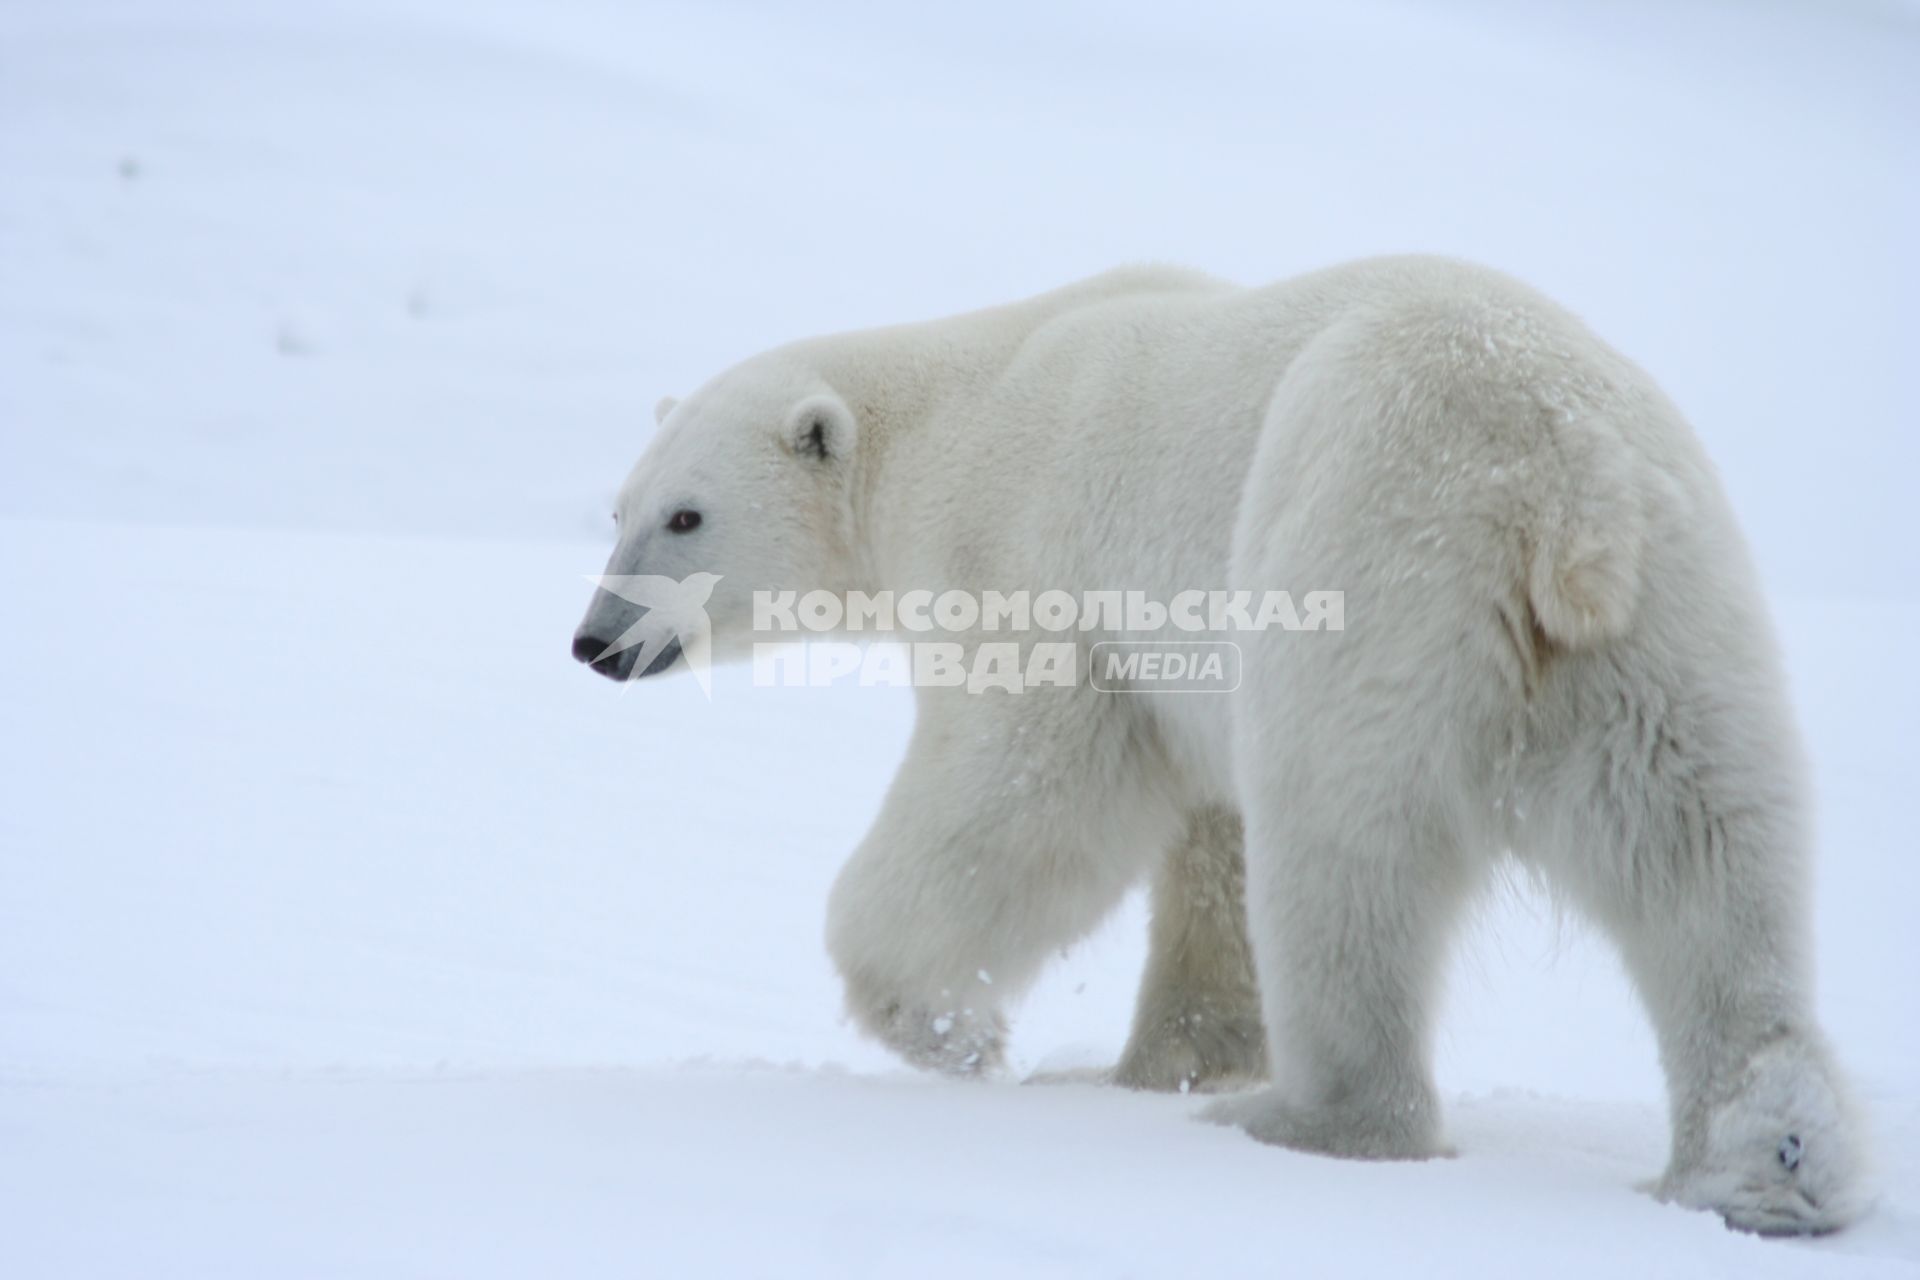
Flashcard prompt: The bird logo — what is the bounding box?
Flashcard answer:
[582,571,721,696]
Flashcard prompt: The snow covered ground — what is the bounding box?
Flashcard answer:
[2,1,1915,1275]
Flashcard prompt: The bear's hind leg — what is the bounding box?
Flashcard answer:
[1203,771,1481,1159]
[1112,805,1267,1093]
[1521,661,1871,1234]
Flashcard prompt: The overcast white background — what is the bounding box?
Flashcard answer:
[2,1,1916,1275]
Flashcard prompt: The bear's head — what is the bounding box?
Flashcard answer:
[572,354,861,681]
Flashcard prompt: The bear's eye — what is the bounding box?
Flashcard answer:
[666,509,703,534]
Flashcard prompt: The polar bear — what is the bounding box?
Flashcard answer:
[572,256,1867,1234]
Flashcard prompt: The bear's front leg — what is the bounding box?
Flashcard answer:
[839,971,1009,1078]
[1112,805,1266,1093]
[827,692,1177,1078]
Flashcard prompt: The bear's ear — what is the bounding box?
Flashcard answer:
[785,393,856,463]
[653,395,679,427]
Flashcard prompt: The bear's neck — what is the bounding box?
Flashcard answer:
[789,311,1042,589]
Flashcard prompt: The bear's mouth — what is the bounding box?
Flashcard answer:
[573,631,683,682]
[635,636,683,679]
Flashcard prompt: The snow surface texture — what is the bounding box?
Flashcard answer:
[2,0,1916,1275]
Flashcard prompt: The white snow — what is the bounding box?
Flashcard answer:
[2,0,1917,1275]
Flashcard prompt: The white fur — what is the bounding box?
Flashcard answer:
[576,256,1869,1233]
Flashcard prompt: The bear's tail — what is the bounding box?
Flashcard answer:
[1522,404,1645,649]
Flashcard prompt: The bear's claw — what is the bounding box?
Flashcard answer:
[866,1000,1007,1079]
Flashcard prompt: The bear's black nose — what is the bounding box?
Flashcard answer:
[572,633,629,681]
[572,633,604,665]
